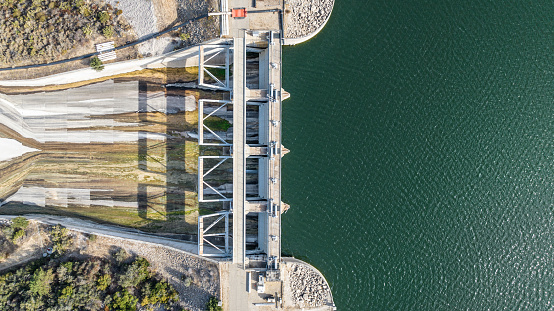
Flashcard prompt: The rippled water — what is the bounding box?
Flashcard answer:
[281,1,554,309]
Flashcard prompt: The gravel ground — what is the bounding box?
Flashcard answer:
[105,0,158,39]
[104,0,219,57]
[285,0,334,39]
[104,0,161,55]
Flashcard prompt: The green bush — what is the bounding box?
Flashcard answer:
[97,274,111,291]
[59,284,74,301]
[61,261,74,271]
[110,289,138,311]
[97,11,110,24]
[11,216,29,229]
[90,56,104,71]
[80,5,91,16]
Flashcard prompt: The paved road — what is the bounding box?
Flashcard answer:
[0,214,211,260]
[228,264,250,311]
[232,32,246,266]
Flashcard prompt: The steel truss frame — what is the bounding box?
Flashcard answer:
[198,45,231,91]
[198,211,230,256]
[198,155,233,202]
[198,99,233,146]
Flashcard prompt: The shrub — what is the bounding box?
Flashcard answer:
[82,24,93,37]
[115,9,123,16]
[61,261,74,271]
[80,5,91,16]
[183,276,193,287]
[37,13,47,23]
[11,229,24,243]
[114,248,128,264]
[59,1,70,10]
[102,25,114,38]
[206,296,222,311]
[11,217,29,229]
[97,11,110,24]
[179,33,191,41]
[90,56,104,71]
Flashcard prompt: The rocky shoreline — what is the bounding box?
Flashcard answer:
[283,259,335,309]
[285,0,334,39]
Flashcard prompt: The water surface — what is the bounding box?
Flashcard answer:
[282,1,554,309]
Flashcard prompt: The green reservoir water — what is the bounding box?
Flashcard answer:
[281,1,553,309]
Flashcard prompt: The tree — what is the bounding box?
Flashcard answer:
[29,268,54,297]
[118,257,150,288]
[141,280,178,306]
[50,224,73,254]
[90,56,104,71]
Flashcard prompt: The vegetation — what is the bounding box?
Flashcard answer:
[90,56,104,71]
[179,33,191,41]
[204,117,232,132]
[11,217,29,229]
[97,11,110,24]
[49,224,73,255]
[102,25,114,38]
[0,0,129,67]
[0,253,179,310]
[0,217,30,259]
